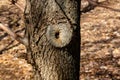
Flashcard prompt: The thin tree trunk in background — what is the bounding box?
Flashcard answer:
[24,0,80,79]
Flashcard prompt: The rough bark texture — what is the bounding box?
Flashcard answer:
[24,0,79,80]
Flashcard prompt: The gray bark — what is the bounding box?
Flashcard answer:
[24,0,80,80]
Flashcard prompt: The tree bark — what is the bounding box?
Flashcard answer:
[24,0,80,80]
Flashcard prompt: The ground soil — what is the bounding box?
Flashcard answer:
[0,0,33,79]
[81,0,120,79]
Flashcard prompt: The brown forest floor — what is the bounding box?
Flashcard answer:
[0,0,33,79]
[81,0,120,79]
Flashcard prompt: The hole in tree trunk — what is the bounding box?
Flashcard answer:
[55,31,59,39]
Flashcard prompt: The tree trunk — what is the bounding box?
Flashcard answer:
[24,0,80,80]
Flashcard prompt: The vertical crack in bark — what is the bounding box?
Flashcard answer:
[54,0,73,28]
